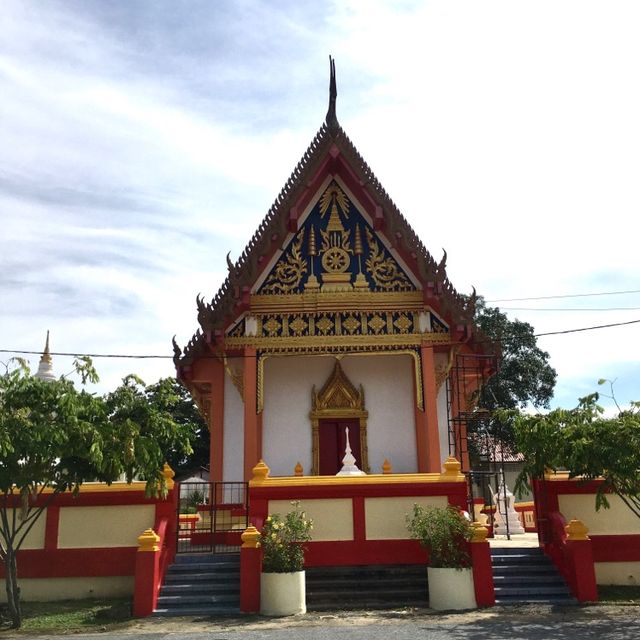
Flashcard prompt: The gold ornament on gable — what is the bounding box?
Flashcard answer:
[261,236,307,294]
[319,183,350,222]
[365,228,412,291]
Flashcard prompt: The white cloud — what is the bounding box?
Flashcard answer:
[1,0,639,411]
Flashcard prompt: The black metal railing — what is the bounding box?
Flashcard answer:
[176,481,249,554]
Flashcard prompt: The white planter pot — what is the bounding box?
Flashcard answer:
[427,567,477,610]
[260,570,306,616]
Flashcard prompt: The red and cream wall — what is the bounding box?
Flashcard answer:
[0,483,171,602]
[537,475,640,586]
[558,492,640,585]
[248,457,468,567]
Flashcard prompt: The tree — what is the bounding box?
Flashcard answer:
[471,298,557,450]
[144,378,209,474]
[0,362,192,629]
[509,392,640,520]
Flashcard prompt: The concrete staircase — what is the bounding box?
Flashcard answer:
[491,547,577,605]
[154,553,240,616]
[306,564,427,611]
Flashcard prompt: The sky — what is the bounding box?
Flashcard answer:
[1,0,639,412]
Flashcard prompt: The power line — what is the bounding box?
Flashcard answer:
[486,289,640,303]
[1,318,638,360]
[535,318,640,337]
[0,350,171,359]
[502,306,640,312]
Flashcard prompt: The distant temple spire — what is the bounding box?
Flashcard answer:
[35,330,56,382]
[325,55,338,129]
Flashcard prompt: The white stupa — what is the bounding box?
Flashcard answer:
[336,426,366,476]
[34,331,56,382]
[490,481,525,536]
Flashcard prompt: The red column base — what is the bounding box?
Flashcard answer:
[133,550,160,617]
[470,541,495,607]
[566,539,598,602]
[240,546,261,613]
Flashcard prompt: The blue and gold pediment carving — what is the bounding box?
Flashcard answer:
[257,182,416,295]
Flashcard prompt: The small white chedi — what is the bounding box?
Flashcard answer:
[336,427,365,476]
[490,482,525,535]
[34,331,56,382]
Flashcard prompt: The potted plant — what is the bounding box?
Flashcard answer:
[406,504,476,610]
[260,502,313,616]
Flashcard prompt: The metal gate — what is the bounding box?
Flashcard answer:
[467,468,515,538]
[176,481,249,554]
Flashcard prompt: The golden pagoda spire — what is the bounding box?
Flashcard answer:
[305,225,320,290]
[42,330,52,364]
[35,330,56,382]
[353,225,368,290]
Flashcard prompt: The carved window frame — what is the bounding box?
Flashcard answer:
[309,360,369,474]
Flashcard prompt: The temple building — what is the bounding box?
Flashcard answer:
[174,61,493,483]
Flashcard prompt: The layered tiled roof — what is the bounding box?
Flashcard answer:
[175,72,478,368]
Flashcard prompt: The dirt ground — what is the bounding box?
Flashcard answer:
[111,603,640,634]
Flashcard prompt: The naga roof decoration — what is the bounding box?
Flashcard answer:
[175,59,477,368]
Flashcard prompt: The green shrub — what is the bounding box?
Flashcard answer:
[406,504,473,568]
[260,501,313,573]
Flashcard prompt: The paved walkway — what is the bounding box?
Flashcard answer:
[489,532,540,548]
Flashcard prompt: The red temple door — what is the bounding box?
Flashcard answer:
[318,419,361,475]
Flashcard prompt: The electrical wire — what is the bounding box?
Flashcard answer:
[486,289,640,303]
[535,318,640,337]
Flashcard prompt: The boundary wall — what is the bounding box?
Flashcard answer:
[535,474,640,589]
[0,473,177,605]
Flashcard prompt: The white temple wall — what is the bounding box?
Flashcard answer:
[262,356,330,476]
[343,355,416,474]
[223,357,245,483]
[262,353,416,476]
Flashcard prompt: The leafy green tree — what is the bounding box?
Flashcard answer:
[144,378,209,474]
[0,362,192,629]
[509,392,640,520]
[471,298,557,450]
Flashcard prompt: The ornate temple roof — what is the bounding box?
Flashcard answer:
[175,59,478,369]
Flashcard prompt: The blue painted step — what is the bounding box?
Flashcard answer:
[154,553,241,617]
[491,547,577,605]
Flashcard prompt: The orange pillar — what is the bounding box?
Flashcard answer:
[209,358,225,483]
[418,345,442,473]
[243,348,260,481]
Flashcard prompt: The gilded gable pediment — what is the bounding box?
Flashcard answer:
[258,182,416,297]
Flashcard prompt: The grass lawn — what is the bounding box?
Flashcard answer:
[598,585,640,605]
[2,599,135,633]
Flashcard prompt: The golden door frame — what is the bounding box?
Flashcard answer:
[309,359,370,475]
